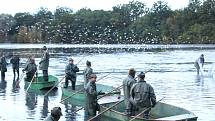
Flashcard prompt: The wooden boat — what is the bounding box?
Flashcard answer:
[99,96,198,121]
[24,75,58,91]
[61,83,121,106]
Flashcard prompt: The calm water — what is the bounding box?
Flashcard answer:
[0,44,215,121]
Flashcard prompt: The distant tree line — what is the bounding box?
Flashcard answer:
[0,0,214,44]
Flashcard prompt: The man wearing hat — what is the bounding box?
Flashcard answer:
[85,74,99,117]
[83,60,93,88]
[44,107,62,121]
[194,54,205,75]
[64,58,79,90]
[122,68,136,116]
[22,57,37,82]
[39,46,49,81]
[129,71,156,119]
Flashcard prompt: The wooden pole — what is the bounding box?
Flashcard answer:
[44,76,65,96]
[129,97,165,121]
[25,72,37,92]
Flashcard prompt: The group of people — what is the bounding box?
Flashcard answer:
[0,46,49,82]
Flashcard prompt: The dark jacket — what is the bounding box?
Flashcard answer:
[0,56,7,72]
[65,63,79,80]
[23,61,37,75]
[10,56,20,69]
[130,80,156,108]
[85,81,98,115]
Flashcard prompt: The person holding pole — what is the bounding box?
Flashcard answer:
[22,57,37,82]
[122,68,136,116]
[39,46,49,82]
[64,58,79,90]
[83,60,93,88]
[85,74,100,118]
[129,71,156,119]
[194,54,205,75]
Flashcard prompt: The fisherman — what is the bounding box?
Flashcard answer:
[64,58,79,90]
[194,54,205,75]
[0,53,7,81]
[44,107,62,121]
[122,68,136,116]
[10,53,20,79]
[130,71,156,119]
[83,60,93,88]
[39,46,49,81]
[85,74,100,117]
[22,57,37,82]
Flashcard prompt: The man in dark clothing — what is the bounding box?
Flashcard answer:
[0,54,7,81]
[22,57,37,82]
[39,46,49,81]
[83,60,93,88]
[10,53,20,79]
[64,58,79,90]
[44,107,62,121]
[130,71,156,119]
[85,74,99,117]
[194,54,205,75]
[122,68,136,116]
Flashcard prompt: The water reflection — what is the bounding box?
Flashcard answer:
[0,80,7,94]
[41,95,49,118]
[64,101,77,121]
[12,78,20,93]
[26,92,38,110]
[195,75,204,87]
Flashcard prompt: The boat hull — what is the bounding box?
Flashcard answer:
[100,98,198,121]
[24,75,58,91]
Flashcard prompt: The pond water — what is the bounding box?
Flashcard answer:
[0,44,214,121]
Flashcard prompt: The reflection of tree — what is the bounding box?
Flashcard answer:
[41,95,49,118]
[25,92,38,110]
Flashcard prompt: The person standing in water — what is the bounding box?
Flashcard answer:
[39,46,49,81]
[194,54,205,75]
[0,53,7,81]
[10,53,20,79]
[83,60,93,88]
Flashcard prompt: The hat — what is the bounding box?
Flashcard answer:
[69,58,73,61]
[51,107,62,116]
[42,46,47,50]
[138,71,145,78]
[89,74,97,79]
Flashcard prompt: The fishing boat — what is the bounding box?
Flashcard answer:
[24,75,59,91]
[61,83,121,106]
[99,96,198,121]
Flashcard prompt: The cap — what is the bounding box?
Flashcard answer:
[51,107,62,116]
[138,71,145,78]
[89,74,97,79]
[42,46,47,50]
[69,58,73,61]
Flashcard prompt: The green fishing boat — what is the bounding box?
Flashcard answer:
[99,96,198,121]
[24,75,58,91]
[61,83,121,106]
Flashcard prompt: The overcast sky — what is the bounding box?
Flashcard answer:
[0,0,189,16]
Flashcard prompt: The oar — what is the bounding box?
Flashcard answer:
[60,72,112,103]
[87,100,124,121]
[129,97,165,121]
[44,76,66,96]
[76,56,86,65]
[15,72,25,88]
